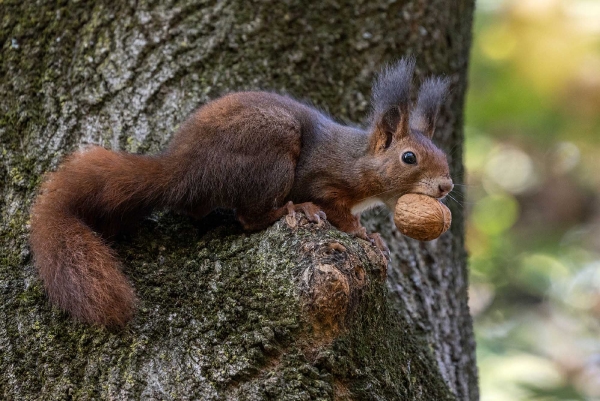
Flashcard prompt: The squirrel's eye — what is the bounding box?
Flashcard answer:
[402,151,417,165]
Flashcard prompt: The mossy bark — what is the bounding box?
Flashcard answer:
[0,0,477,399]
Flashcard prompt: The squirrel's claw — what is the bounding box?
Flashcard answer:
[284,201,326,226]
[368,232,390,260]
[353,227,390,261]
[299,203,326,224]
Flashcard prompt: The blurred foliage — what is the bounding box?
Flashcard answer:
[464,0,600,400]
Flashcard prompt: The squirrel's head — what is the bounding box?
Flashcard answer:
[367,57,453,207]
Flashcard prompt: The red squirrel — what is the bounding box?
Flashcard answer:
[29,57,453,328]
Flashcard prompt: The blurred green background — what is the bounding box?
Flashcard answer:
[465,0,600,399]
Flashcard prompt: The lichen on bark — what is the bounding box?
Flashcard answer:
[1,0,477,399]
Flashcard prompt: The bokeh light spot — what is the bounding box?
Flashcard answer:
[479,23,517,61]
[472,194,520,236]
[485,145,538,194]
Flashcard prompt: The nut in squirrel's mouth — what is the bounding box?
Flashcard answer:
[394,194,452,241]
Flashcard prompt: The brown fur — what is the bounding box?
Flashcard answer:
[29,59,453,327]
[30,148,170,327]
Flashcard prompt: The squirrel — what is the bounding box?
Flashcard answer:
[29,57,453,328]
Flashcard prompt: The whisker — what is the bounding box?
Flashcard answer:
[449,190,467,198]
[447,192,476,205]
[446,193,463,207]
[448,143,462,158]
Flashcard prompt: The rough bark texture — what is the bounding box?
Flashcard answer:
[0,0,477,399]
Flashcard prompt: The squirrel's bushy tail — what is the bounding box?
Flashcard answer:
[29,146,170,327]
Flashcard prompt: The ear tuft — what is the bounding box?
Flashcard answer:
[371,56,415,119]
[370,57,415,150]
[412,76,450,138]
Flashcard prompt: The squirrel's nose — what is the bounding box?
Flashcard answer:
[438,180,454,197]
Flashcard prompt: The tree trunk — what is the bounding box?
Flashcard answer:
[0,0,477,399]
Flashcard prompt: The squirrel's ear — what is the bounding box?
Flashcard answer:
[411,76,449,138]
[370,57,415,152]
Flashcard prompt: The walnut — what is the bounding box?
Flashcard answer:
[394,194,452,241]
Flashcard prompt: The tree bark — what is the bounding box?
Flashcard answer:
[0,0,477,400]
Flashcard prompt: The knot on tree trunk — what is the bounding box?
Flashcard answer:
[283,211,388,342]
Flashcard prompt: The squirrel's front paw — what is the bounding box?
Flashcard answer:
[367,232,390,260]
[352,228,390,261]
